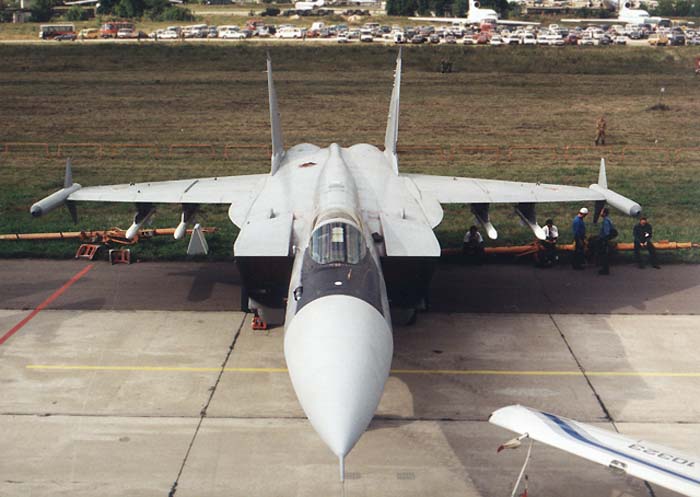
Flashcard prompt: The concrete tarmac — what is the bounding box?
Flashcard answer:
[0,259,699,497]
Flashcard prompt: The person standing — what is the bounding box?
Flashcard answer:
[633,217,660,269]
[572,207,588,270]
[540,218,559,267]
[595,115,607,146]
[597,207,616,275]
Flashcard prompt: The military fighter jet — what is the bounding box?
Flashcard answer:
[31,51,641,481]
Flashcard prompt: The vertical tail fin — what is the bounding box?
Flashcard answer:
[267,53,285,175]
[384,49,402,175]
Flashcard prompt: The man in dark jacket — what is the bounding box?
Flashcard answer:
[633,217,660,269]
[598,208,616,275]
[571,207,588,270]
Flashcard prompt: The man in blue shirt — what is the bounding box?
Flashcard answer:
[571,207,588,270]
[598,207,616,275]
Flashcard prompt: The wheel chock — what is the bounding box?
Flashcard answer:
[109,248,131,265]
[75,243,101,260]
[251,314,268,330]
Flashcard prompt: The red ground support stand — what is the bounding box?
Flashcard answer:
[251,314,268,330]
[75,244,101,260]
[109,248,131,265]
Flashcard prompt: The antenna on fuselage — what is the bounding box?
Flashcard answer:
[267,52,285,175]
[384,48,402,175]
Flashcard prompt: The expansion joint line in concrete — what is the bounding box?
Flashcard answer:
[547,314,615,426]
[167,312,248,497]
[548,316,660,497]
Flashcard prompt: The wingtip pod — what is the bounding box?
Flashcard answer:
[589,158,641,217]
[30,158,82,218]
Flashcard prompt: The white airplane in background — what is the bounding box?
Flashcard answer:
[294,0,323,10]
[30,51,643,482]
[492,405,700,497]
[411,0,540,27]
[562,0,665,25]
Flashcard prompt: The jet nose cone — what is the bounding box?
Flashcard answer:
[284,295,393,460]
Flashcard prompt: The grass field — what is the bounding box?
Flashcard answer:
[1,44,699,261]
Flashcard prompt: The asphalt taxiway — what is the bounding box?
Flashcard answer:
[1,259,699,497]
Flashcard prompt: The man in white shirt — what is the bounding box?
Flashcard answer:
[540,218,559,267]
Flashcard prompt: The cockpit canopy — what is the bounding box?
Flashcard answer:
[309,221,367,265]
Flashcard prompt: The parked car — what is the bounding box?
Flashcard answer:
[219,26,249,39]
[598,34,613,45]
[564,33,579,45]
[160,28,180,39]
[669,33,686,46]
[614,35,627,45]
[648,32,669,46]
[548,34,565,46]
[276,26,304,39]
[117,28,135,39]
[520,32,536,45]
[78,28,99,39]
[476,32,490,44]
[55,32,77,41]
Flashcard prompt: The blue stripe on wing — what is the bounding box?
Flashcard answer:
[542,412,700,486]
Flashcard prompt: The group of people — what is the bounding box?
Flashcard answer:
[570,207,660,274]
[462,208,661,273]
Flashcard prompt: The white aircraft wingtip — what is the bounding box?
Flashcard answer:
[339,454,345,482]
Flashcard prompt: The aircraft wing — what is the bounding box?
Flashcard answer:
[410,16,469,23]
[404,173,605,204]
[67,174,267,204]
[561,17,627,23]
[490,405,700,497]
[495,19,540,25]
